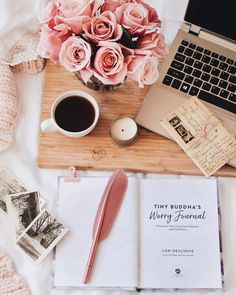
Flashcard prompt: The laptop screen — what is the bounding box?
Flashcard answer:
[184,0,236,42]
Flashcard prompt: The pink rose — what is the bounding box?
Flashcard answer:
[39,1,61,24]
[127,55,159,87]
[39,23,72,63]
[116,2,161,35]
[83,11,122,44]
[94,41,127,85]
[58,0,103,34]
[101,0,143,13]
[137,33,169,60]
[39,1,65,34]
[59,36,92,76]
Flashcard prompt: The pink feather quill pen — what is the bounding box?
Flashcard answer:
[83,169,128,283]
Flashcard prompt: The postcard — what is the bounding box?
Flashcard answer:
[6,191,46,238]
[0,169,27,213]
[16,209,69,264]
[160,97,236,176]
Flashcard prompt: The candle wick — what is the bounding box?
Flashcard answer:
[122,129,124,132]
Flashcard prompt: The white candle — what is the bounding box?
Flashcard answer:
[110,117,138,146]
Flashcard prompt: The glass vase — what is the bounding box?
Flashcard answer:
[74,71,122,92]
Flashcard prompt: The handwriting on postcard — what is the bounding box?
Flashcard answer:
[160,97,236,176]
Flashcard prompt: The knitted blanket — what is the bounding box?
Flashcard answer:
[0,249,30,295]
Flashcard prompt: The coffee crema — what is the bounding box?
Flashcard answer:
[55,96,95,132]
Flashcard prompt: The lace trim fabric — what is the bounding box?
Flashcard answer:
[0,33,40,66]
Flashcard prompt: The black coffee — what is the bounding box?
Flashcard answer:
[55,96,95,132]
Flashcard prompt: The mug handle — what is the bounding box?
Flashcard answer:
[41,118,58,133]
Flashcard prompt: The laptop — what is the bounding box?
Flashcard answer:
[136,0,236,161]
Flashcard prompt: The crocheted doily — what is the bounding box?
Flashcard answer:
[0,33,40,66]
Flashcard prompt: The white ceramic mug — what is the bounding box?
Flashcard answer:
[41,91,99,138]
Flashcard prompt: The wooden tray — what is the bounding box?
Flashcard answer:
[38,61,236,176]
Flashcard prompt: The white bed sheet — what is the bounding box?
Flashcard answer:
[1,1,236,295]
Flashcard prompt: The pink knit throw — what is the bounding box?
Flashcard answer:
[0,65,19,152]
[0,249,30,295]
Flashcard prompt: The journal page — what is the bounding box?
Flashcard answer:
[139,178,222,290]
[54,176,139,289]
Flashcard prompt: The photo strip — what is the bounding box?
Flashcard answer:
[16,210,69,264]
[168,114,194,144]
[0,169,27,214]
[6,191,46,238]
[169,115,181,128]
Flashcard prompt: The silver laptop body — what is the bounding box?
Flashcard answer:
[136,0,236,155]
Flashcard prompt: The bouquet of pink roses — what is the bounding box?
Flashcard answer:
[39,0,168,90]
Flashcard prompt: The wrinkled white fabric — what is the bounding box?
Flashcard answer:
[0,0,46,65]
[1,1,236,295]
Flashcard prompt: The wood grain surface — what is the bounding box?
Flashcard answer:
[38,60,236,176]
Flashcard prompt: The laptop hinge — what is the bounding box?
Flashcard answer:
[189,24,201,36]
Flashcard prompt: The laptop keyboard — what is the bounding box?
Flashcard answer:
[162,40,236,114]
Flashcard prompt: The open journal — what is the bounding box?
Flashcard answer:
[54,176,223,291]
